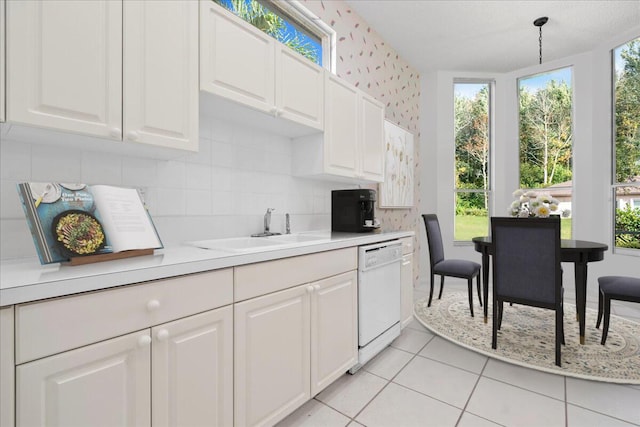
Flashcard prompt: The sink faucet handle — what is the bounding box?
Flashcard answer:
[264,208,275,232]
[285,213,291,234]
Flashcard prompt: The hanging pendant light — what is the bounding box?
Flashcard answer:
[533,16,548,64]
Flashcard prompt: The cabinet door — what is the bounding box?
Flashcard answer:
[152,306,233,427]
[0,306,14,427]
[360,94,385,182]
[324,74,359,178]
[234,285,311,427]
[401,253,414,328]
[276,45,324,130]
[124,0,199,151]
[310,271,358,395]
[17,330,151,427]
[200,2,275,114]
[7,0,122,138]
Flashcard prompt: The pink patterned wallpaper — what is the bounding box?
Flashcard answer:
[303,0,422,282]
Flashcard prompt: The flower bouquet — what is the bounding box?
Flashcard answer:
[509,189,570,218]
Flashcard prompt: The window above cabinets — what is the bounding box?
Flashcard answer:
[211,0,335,72]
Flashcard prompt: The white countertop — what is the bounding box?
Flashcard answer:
[0,230,414,306]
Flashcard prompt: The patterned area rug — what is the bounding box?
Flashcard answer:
[414,292,640,384]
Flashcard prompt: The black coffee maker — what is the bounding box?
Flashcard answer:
[331,189,377,232]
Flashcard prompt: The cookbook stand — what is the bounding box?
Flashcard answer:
[65,248,155,266]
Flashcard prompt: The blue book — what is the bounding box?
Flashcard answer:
[17,183,163,264]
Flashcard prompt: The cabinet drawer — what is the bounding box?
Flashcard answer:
[16,269,233,364]
[400,237,414,255]
[234,248,357,301]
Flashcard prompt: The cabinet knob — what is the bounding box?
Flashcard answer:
[147,299,160,311]
[156,329,170,341]
[127,131,140,141]
[306,285,314,294]
[138,335,152,347]
[110,128,122,138]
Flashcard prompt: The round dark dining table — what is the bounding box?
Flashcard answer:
[472,236,608,345]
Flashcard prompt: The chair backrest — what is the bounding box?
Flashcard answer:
[422,214,445,267]
[491,216,562,308]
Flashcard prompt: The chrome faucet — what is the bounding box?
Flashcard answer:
[264,208,275,233]
[285,213,291,234]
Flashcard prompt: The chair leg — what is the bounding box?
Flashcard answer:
[492,295,498,349]
[601,295,612,345]
[428,273,435,307]
[476,275,482,307]
[497,302,503,330]
[438,276,445,300]
[467,278,474,317]
[555,307,562,367]
[596,288,604,329]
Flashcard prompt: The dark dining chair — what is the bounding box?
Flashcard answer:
[422,214,482,316]
[596,276,640,345]
[491,216,564,367]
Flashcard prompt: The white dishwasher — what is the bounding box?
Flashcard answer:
[351,240,402,373]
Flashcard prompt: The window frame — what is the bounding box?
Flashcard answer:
[453,79,494,244]
[611,37,640,255]
[516,66,575,239]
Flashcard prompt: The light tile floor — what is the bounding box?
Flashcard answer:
[277,282,640,427]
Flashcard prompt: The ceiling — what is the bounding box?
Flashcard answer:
[343,0,640,73]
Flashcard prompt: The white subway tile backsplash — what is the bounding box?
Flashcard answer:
[186,189,212,216]
[157,160,185,188]
[210,118,234,144]
[1,140,31,180]
[1,181,25,219]
[81,151,122,185]
[211,167,233,192]
[1,123,352,260]
[122,157,157,188]
[186,164,212,190]
[155,188,186,216]
[211,142,234,167]
[211,191,234,215]
[31,144,82,183]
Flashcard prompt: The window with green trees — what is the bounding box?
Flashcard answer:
[213,0,323,66]
[613,38,640,251]
[454,82,492,241]
[518,68,573,238]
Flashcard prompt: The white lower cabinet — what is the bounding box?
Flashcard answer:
[17,330,152,427]
[235,270,358,427]
[16,305,233,427]
[0,306,14,427]
[152,307,233,427]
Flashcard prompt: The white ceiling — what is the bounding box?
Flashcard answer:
[343,0,640,73]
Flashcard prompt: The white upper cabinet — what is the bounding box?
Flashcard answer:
[360,94,386,181]
[123,0,199,151]
[324,73,359,177]
[293,74,385,183]
[6,0,198,151]
[200,1,324,132]
[200,0,275,113]
[7,0,122,138]
[276,44,324,129]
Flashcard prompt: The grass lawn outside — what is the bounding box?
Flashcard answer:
[454,215,573,241]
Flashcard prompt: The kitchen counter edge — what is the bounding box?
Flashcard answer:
[0,231,414,306]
